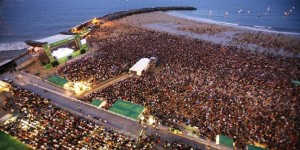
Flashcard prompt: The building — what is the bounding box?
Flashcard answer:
[25,33,88,69]
[0,59,16,74]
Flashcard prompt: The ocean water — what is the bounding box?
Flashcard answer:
[0,0,299,53]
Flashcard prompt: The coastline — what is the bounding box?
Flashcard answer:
[1,8,300,59]
[1,7,299,150]
[0,6,197,62]
[117,11,300,58]
[167,11,300,36]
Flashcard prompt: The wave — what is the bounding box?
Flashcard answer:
[167,11,300,36]
[0,42,28,52]
[167,11,239,26]
[253,25,272,29]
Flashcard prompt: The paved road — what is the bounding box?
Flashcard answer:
[1,71,231,150]
[2,71,143,137]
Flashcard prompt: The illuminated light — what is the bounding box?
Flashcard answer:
[52,48,74,59]
[91,18,100,24]
[148,116,155,125]
[140,116,145,121]
[0,80,11,93]
[64,81,91,95]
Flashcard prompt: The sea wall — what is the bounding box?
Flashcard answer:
[100,6,197,21]
[70,6,196,31]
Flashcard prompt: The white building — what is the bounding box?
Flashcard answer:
[129,58,150,76]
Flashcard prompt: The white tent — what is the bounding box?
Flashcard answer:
[36,34,74,44]
[129,58,150,76]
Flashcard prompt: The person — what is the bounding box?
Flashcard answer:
[57,22,299,149]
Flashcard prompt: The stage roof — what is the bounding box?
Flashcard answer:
[25,34,75,46]
[91,99,104,107]
[36,34,74,44]
[0,59,12,67]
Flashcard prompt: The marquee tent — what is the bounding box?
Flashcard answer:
[109,99,144,120]
[129,58,150,76]
[90,99,106,108]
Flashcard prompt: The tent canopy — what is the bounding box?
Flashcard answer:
[91,99,104,108]
[129,58,150,74]
[108,99,144,120]
[0,59,12,67]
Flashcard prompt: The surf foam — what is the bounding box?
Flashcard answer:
[167,11,300,36]
[0,42,28,51]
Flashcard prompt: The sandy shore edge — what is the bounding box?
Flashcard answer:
[117,11,300,58]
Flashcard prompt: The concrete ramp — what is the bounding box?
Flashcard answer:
[0,114,12,122]
[83,73,130,96]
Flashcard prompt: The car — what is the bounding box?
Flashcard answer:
[3,78,12,83]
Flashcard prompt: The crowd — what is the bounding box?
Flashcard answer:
[58,26,141,83]
[176,22,300,56]
[0,86,162,149]
[67,24,300,149]
[163,140,202,150]
[178,24,237,35]
[232,32,300,55]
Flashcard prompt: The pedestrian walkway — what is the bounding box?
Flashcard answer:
[83,73,130,96]
[0,114,12,122]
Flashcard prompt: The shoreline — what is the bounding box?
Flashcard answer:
[1,8,299,52]
[118,11,300,58]
[1,8,300,60]
[167,11,300,36]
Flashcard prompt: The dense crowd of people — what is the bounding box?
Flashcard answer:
[0,86,162,149]
[178,24,237,35]
[58,26,140,83]
[232,32,300,55]
[177,23,300,55]
[163,140,202,150]
[59,24,300,149]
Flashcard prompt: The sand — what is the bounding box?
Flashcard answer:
[117,11,300,57]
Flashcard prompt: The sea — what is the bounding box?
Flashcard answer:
[0,0,299,60]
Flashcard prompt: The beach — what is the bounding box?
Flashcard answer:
[1,8,300,150]
[117,11,300,57]
[79,11,300,149]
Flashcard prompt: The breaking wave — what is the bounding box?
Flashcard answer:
[0,42,28,51]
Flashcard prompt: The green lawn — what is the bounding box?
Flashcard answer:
[0,130,32,150]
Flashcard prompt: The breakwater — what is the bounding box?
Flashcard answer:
[71,6,196,32]
[101,6,197,21]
